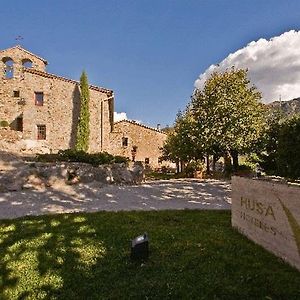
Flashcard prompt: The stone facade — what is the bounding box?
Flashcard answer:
[0,46,167,166]
[0,45,113,153]
[232,176,300,271]
[110,120,167,168]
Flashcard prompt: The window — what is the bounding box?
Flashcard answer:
[122,137,128,147]
[131,145,137,162]
[16,117,23,132]
[22,58,33,68]
[2,57,14,79]
[37,125,46,140]
[145,158,150,164]
[35,92,44,106]
[13,91,20,98]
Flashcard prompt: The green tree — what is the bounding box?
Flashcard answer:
[76,71,90,152]
[258,113,300,180]
[256,109,284,175]
[277,114,300,179]
[162,110,203,172]
[191,68,266,172]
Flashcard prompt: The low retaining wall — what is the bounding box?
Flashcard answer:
[231,176,300,271]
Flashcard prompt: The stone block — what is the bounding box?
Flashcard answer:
[232,176,300,271]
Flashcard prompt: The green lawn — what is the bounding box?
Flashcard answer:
[0,210,299,299]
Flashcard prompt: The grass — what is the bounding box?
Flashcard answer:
[0,210,300,299]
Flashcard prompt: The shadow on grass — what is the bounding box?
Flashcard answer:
[0,210,300,299]
[0,212,112,299]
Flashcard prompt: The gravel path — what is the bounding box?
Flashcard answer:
[0,179,231,220]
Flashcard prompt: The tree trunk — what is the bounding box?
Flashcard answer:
[180,160,184,173]
[212,155,217,172]
[230,150,239,172]
[176,161,180,173]
[224,151,232,177]
[206,154,210,174]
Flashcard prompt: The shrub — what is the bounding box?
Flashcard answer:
[277,115,300,179]
[257,114,300,180]
[233,164,254,177]
[36,153,60,163]
[185,160,205,178]
[36,150,129,166]
[0,120,9,127]
[237,164,253,172]
[114,155,129,164]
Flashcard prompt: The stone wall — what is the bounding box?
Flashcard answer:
[109,120,167,168]
[0,46,113,153]
[0,160,145,193]
[0,46,168,164]
[0,45,47,77]
[232,176,300,271]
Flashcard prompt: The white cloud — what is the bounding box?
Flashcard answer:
[194,30,300,103]
[114,112,127,122]
[114,112,143,124]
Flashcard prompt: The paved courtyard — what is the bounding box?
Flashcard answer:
[0,179,231,219]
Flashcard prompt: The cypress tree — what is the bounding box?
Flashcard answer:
[76,71,90,152]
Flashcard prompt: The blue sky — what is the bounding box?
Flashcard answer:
[1,1,300,127]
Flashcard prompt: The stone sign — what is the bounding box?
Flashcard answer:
[231,176,300,271]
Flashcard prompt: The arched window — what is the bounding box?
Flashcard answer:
[22,58,33,68]
[2,57,14,79]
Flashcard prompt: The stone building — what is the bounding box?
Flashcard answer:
[109,120,167,168]
[0,45,113,153]
[0,45,167,168]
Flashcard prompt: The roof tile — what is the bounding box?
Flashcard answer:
[24,68,113,95]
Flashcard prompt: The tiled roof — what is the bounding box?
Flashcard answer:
[114,119,166,134]
[0,45,48,64]
[24,68,113,96]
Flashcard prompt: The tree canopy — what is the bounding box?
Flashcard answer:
[192,68,265,156]
[277,114,300,179]
[258,113,300,179]
[163,67,266,172]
